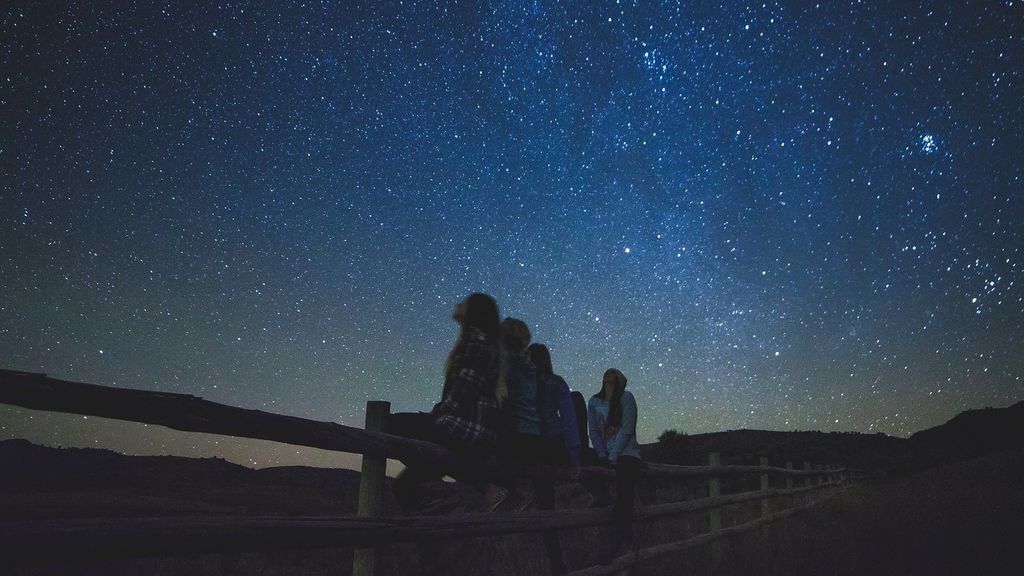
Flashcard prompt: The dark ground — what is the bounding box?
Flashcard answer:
[2,437,1021,575]
[693,449,1024,576]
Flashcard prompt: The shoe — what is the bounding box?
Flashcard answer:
[485,485,510,512]
[494,490,531,513]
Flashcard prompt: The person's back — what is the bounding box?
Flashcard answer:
[504,351,542,436]
[490,317,544,512]
[389,293,503,514]
[572,390,589,452]
[433,325,502,451]
[537,371,582,467]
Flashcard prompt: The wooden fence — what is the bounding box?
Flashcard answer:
[0,369,848,575]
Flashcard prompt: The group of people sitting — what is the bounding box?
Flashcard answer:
[389,292,642,571]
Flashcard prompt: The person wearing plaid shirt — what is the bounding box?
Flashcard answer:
[390,293,504,513]
[432,326,502,450]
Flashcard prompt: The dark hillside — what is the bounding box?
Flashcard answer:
[0,439,362,519]
[646,428,918,475]
[650,400,1024,477]
[4,398,1022,574]
[909,400,1024,460]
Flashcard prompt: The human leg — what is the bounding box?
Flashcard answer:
[389,412,446,512]
[598,456,643,565]
[537,440,569,574]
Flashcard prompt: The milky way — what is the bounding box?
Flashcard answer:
[1,1,1022,468]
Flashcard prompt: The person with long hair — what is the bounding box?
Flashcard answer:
[588,368,642,564]
[527,342,580,574]
[389,293,504,513]
[528,343,581,476]
[488,317,542,513]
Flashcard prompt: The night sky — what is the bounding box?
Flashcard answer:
[2,1,1022,469]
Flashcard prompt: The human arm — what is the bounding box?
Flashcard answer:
[433,337,489,416]
[606,391,637,463]
[430,334,500,448]
[554,376,581,467]
[588,397,608,461]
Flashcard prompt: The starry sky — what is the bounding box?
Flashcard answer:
[1,1,1022,469]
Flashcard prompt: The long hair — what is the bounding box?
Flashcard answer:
[527,343,553,378]
[527,343,553,422]
[499,317,532,406]
[445,293,506,404]
[595,368,628,428]
[462,293,501,340]
[501,317,531,352]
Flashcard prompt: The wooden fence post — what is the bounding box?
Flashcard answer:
[785,461,793,490]
[803,462,811,488]
[760,456,770,519]
[708,452,723,566]
[353,401,390,576]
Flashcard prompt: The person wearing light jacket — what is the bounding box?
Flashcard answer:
[588,368,642,564]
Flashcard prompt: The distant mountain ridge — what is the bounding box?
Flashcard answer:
[648,400,1024,475]
[3,399,1021,512]
[2,401,1021,575]
[0,439,362,519]
[909,400,1024,460]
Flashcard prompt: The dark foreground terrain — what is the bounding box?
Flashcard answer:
[692,449,1024,576]
[3,400,1022,575]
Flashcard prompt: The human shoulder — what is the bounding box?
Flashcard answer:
[622,390,637,404]
[460,328,495,357]
[522,356,537,377]
[462,326,489,346]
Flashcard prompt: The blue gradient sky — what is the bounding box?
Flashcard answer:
[2,1,1021,468]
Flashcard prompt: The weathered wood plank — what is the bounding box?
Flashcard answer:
[566,486,847,576]
[0,370,840,479]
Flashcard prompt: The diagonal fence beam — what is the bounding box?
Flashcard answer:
[0,370,841,480]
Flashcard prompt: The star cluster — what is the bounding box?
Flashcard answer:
[1,1,1022,467]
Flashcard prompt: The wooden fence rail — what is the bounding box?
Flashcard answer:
[0,369,850,573]
[0,370,841,479]
[567,488,843,576]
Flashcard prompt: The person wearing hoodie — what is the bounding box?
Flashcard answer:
[589,368,642,565]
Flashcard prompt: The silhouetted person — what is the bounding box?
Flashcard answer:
[528,342,581,574]
[529,343,582,477]
[488,317,545,512]
[571,390,592,459]
[574,388,616,508]
[589,368,642,565]
[389,293,504,513]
